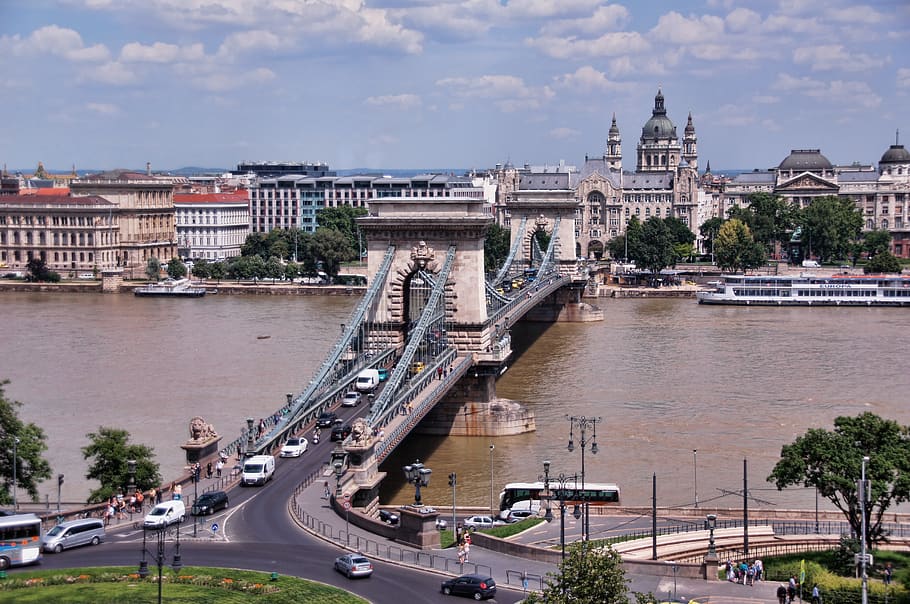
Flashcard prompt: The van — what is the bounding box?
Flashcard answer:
[241,454,275,486]
[802,259,820,268]
[143,500,186,529]
[355,369,380,393]
[43,518,105,553]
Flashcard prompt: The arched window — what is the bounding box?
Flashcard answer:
[882,219,889,229]
[866,219,874,229]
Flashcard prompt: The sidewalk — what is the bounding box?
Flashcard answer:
[292,478,784,603]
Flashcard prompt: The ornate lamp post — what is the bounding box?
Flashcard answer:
[333,461,344,499]
[705,514,717,556]
[403,460,432,506]
[489,444,495,517]
[138,520,183,604]
[567,415,600,541]
[245,417,255,456]
[860,455,870,604]
[693,449,698,509]
[11,437,20,511]
[540,461,576,562]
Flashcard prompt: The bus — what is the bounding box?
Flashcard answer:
[499,481,620,513]
[0,513,43,569]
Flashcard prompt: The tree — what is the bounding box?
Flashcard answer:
[241,232,270,259]
[310,228,353,280]
[145,257,161,281]
[607,216,643,262]
[800,196,862,263]
[316,206,368,261]
[862,229,892,258]
[264,256,284,281]
[767,412,910,545]
[714,218,766,272]
[525,544,632,603]
[167,258,187,279]
[663,216,696,263]
[484,224,511,274]
[864,251,902,274]
[699,216,724,259]
[191,258,210,279]
[634,217,676,280]
[0,380,52,505]
[82,427,161,503]
[25,257,60,282]
[743,192,799,253]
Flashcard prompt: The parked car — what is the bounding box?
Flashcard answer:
[341,391,361,407]
[378,509,399,525]
[331,424,352,441]
[334,553,373,578]
[441,573,496,600]
[501,509,536,523]
[435,517,448,530]
[191,491,229,516]
[462,515,497,530]
[279,437,308,457]
[316,412,338,428]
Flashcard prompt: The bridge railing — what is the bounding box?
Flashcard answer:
[493,215,528,285]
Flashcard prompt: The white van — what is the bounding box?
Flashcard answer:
[143,500,186,529]
[802,259,820,268]
[355,369,380,393]
[241,455,275,486]
[43,518,105,553]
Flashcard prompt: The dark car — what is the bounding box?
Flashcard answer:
[378,509,399,525]
[331,424,352,441]
[441,574,496,600]
[316,412,338,428]
[191,490,229,516]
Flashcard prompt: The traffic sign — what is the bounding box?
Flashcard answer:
[343,492,351,501]
[343,501,351,510]
[211,522,219,533]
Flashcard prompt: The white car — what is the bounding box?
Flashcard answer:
[143,500,186,529]
[341,391,361,407]
[279,436,308,457]
[463,515,499,530]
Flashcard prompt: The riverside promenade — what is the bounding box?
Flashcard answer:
[291,476,786,603]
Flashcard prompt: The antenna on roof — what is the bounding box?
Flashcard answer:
[897,128,900,146]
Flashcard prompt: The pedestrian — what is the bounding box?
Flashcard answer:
[788,575,797,603]
[811,583,821,604]
[463,532,471,561]
[322,481,331,500]
[777,584,788,604]
[173,481,182,500]
[884,563,893,585]
[149,487,157,506]
[206,461,213,479]
[457,543,465,565]
[437,366,443,380]
[754,558,763,582]
[215,458,224,478]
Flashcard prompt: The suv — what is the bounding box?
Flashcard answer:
[331,424,352,441]
[441,574,496,600]
[316,412,338,428]
[191,491,229,516]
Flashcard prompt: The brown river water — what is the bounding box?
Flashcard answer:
[2,292,908,514]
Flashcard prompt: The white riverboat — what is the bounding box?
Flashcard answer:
[133,278,207,298]
[696,274,910,306]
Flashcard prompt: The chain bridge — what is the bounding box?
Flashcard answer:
[222,194,602,517]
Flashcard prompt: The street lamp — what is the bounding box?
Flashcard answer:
[57,474,64,515]
[489,444,495,517]
[403,460,432,506]
[705,514,717,556]
[127,460,137,520]
[11,437,19,511]
[693,449,698,509]
[333,461,344,499]
[567,415,600,541]
[138,521,183,604]
[540,461,576,562]
[860,455,870,604]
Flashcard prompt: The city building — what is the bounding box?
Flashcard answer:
[492,89,700,259]
[235,161,335,178]
[174,191,250,261]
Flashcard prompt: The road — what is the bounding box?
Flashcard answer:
[24,398,529,603]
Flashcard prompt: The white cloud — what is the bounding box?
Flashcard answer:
[541,5,630,37]
[552,66,626,92]
[81,61,138,85]
[753,95,780,104]
[436,74,553,112]
[773,73,882,109]
[793,45,886,72]
[504,0,603,19]
[898,68,910,90]
[1,25,110,62]
[365,94,422,109]
[528,31,649,60]
[121,41,205,63]
[761,14,822,35]
[649,11,724,45]
[714,103,755,127]
[217,30,281,59]
[549,127,579,140]
[724,7,761,33]
[86,102,119,115]
[824,5,884,25]
[193,67,276,92]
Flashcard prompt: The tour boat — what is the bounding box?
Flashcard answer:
[696,274,910,306]
[133,278,207,298]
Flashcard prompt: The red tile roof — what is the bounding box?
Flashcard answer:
[0,194,113,206]
[19,187,71,196]
[173,192,249,204]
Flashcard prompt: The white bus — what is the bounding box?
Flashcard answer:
[0,513,43,569]
[499,481,620,513]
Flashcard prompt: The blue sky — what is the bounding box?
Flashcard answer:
[1,0,908,173]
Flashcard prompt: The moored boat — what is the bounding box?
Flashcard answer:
[696,273,910,306]
[134,278,206,298]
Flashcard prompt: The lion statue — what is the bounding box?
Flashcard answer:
[349,417,372,447]
[188,416,217,442]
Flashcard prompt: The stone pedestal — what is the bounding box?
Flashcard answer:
[181,437,222,465]
[703,552,719,580]
[397,505,441,550]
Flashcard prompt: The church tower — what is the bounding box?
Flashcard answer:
[682,112,698,171]
[636,89,681,172]
[604,113,622,172]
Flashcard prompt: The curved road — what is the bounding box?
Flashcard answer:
[21,401,527,603]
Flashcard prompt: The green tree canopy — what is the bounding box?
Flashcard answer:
[167,258,187,279]
[635,216,676,277]
[25,257,60,283]
[145,257,161,281]
[191,258,210,279]
[0,380,52,505]
[311,228,353,280]
[82,427,161,503]
[714,218,766,272]
[607,216,643,262]
[743,192,799,251]
[800,195,863,263]
[317,206,368,260]
[484,223,511,274]
[525,544,632,604]
[862,229,892,258]
[864,251,902,274]
[767,412,910,545]
[699,216,724,257]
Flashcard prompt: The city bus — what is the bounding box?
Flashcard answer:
[0,513,43,569]
[499,481,620,513]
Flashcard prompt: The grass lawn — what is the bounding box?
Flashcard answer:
[0,566,368,604]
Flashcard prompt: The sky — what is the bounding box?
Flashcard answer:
[1,0,908,174]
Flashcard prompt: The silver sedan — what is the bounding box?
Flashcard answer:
[334,553,373,578]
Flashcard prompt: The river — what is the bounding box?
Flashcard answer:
[2,292,908,514]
